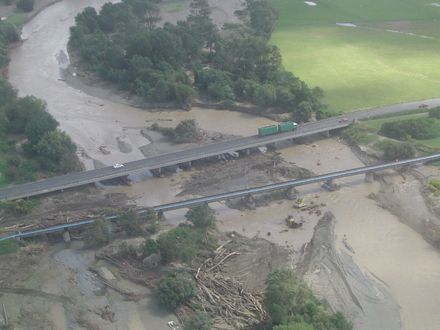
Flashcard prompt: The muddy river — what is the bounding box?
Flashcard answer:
[6,0,440,329]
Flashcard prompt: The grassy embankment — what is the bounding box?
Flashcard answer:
[271,0,440,112]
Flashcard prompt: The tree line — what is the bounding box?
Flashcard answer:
[0,79,80,183]
[69,0,325,121]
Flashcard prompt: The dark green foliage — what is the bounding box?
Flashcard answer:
[33,131,77,173]
[157,225,216,264]
[16,0,33,12]
[185,312,212,330]
[143,207,159,234]
[83,219,112,248]
[429,107,440,119]
[156,120,200,144]
[157,271,196,309]
[0,240,20,255]
[380,118,440,140]
[0,79,16,107]
[185,204,216,229]
[0,22,20,43]
[378,141,415,161]
[264,270,352,329]
[117,241,139,258]
[0,198,39,215]
[5,96,46,133]
[118,209,143,236]
[68,0,322,119]
[143,238,158,257]
[25,110,59,145]
[274,322,314,330]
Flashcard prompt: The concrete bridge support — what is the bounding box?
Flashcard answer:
[62,230,71,244]
[322,179,340,191]
[364,172,374,183]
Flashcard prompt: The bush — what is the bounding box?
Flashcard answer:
[380,118,440,140]
[378,141,415,161]
[83,219,111,248]
[157,272,196,309]
[117,242,138,258]
[157,225,216,264]
[143,238,158,257]
[264,270,352,329]
[16,0,34,12]
[173,120,200,143]
[185,312,212,330]
[429,107,440,119]
[0,240,20,255]
[274,322,314,330]
[143,208,159,234]
[185,204,216,229]
[118,210,142,236]
[0,199,39,215]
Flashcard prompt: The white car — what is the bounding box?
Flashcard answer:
[112,163,124,169]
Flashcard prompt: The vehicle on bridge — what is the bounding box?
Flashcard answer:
[258,121,298,137]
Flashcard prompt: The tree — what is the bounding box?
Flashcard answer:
[5,96,46,133]
[264,270,352,329]
[185,204,216,229]
[143,238,158,257]
[0,78,16,107]
[185,312,212,330]
[16,0,33,12]
[173,119,199,143]
[33,131,77,172]
[83,219,112,248]
[118,209,142,236]
[380,141,415,161]
[0,22,19,43]
[24,110,59,145]
[274,322,314,330]
[247,0,278,39]
[157,272,196,309]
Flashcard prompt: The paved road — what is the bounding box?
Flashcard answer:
[2,152,439,241]
[1,99,440,201]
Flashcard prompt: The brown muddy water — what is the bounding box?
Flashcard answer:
[6,0,440,327]
[8,0,272,169]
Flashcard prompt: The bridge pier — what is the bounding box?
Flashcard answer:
[322,130,330,138]
[62,230,71,245]
[364,172,374,183]
[322,179,340,191]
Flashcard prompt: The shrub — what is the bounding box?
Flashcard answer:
[185,312,212,330]
[173,120,200,143]
[429,107,440,119]
[157,225,216,264]
[380,118,440,140]
[118,209,142,236]
[185,204,216,229]
[264,270,352,329]
[143,238,158,257]
[0,199,39,215]
[0,240,20,255]
[378,141,415,161]
[274,323,314,330]
[157,272,196,309]
[117,242,138,258]
[143,208,159,234]
[16,0,34,12]
[83,219,111,248]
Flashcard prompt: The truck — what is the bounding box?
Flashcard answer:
[258,121,298,137]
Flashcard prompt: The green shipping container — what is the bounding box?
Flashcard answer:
[258,125,279,137]
[278,121,297,132]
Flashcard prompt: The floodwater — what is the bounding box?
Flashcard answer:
[7,0,440,328]
[8,0,273,169]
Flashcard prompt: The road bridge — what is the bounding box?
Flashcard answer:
[1,99,439,201]
[1,153,439,242]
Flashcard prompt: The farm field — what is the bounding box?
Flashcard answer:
[271,0,440,112]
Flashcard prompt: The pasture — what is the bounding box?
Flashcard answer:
[271,0,440,112]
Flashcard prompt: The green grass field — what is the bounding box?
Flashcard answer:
[4,13,27,27]
[362,111,440,149]
[271,0,440,112]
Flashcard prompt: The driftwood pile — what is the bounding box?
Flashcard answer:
[188,244,267,329]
